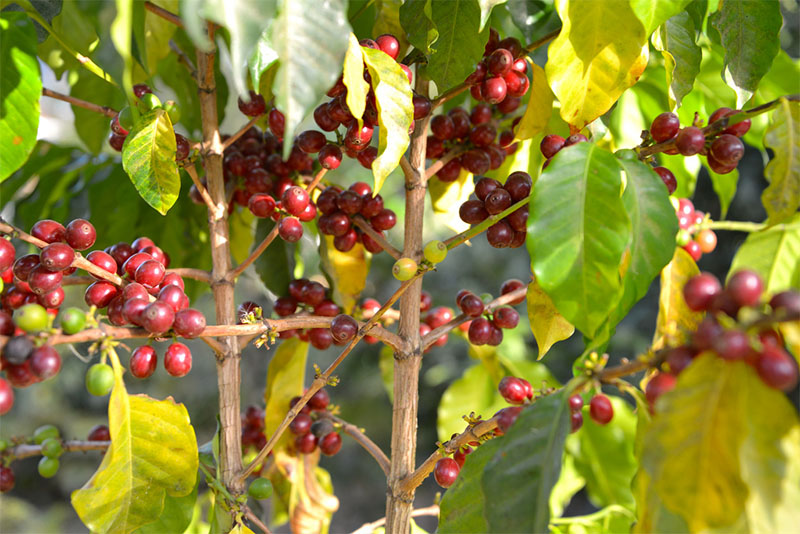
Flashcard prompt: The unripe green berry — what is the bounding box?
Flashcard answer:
[14,303,49,333]
[38,456,59,478]
[423,240,447,264]
[137,93,162,113]
[676,229,692,247]
[41,437,63,458]
[392,258,418,281]
[60,307,87,335]
[248,477,273,500]
[118,106,134,131]
[0,438,9,452]
[33,424,60,444]
[86,363,115,396]
[163,100,181,124]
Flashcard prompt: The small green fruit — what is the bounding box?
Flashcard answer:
[86,363,115,396]
[675,229,692,247]
[41,437,63,458]
[248,478,273,500]
[163,100,181,124]
[60,307,87,335]
[38,456,59,478]
[0,438,10,452]
[14,303,49,333]
[137,92,162,113]
[118,106,134,131]
[33,424,60,444]
[423,240,447,264]
[392,258,418,281]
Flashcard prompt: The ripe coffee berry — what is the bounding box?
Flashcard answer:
[650,112,680,143]
[434,457,460,488]
[756,346,798,392]
[709,134,744,166]
[28,265,62,295]
[65,219,96,250]
[282,186,310,216]
[29,345,61,380]
[654,167,677,194]
[500,279,526,305]
[319,144,343,169]
[278,217,303,243]
[290,413,313,435]
[675,126,705,156]
[164,342,192,377]
[237,90,266,117]
[468,317,492,345]
[40,243,75,271]
[31,220,66,244]
[87,424,110,442]
[173,309,206,338]
[330,314,358,344]
[0,238,14,272]
[319,432,342,456]
[309,388,330,411]
[85,281,119,308]
[498,376,527,404]
[570,412,583,433]
[495,406,522,434]
[645,372,677,409]
[683,273,722,311]
[135,260,165,288]
[459,293,484,317]
[0,466,15,492]
[726,269,763,307]
[295,432,317,454]
[770,291,800,317]
[87,251,117,280]
[568,394,583,412]
[141,301,175,334]
[0,379,13,416]
[589,394,613,424]
[493,307,519,329]
[129,346,158,378]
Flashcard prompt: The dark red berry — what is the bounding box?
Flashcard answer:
[498,376,527,404]
[495,406,522,434]
[645,372,676,410]
[87,424,110,442]
[0,466,15,493]
[487,48,513,76]
[141,301,175,334]
[319,432,342,456]
[40,243,75,272]
[683,273,722,311]
[376,34,400,59]
[468,317,492,345]
[654,167,677,194]
[500,279,526,305]
[87,251,118,280]
[482,77,507,104]
[459,200,489,224]
[295,432,317,454]
[135,260,165,288]
[85,282,119,308]
[431,115,455,140]
[237,90,267,117]
[493,307,519,329]
[568,394,583,412]
[770,291,800,318]
[589,394,613,424]
[130,345,158,378]
[29,345,61,380]
[309,388,330,411]
[487,220,513,248]
[726,269,763,307]
[459,293,484,317]
[665,346,695,375]
[319,144,343,169]
[675,126,705,156]
[756,345,798,391]
[650,112,680,143]
[433,458,459,488]
[570,411,583,432]
[268,108,285,137]
[31,220,66,244]
[65,219,96,250]
[290,413,313,435]
[164,342,191,377]
[330,314,358,344]
[504,172,532,201]
[28,264,62,295]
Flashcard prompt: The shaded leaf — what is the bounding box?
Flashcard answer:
[399,0,438,55]
[549,453,586,518]
[428,0,488,92]
[121,108,180,215]
[343,34,369,129]
[319,235,369,314]
[143,0,179,72]
[35,0,98,78]
[478,0,507,30]
[528,143,631,339]
[705,165,738,219]
[362,47,414,193]
[71,71,124,155]
[135,483,198,534]
[545,0,649,131]
[728,214,800,295]
[710,0,782,107]
[514,61,554,141]
[526,277,574,358]
[630,0,691,35]
[248,29,278,93]
[506,0,561,43]
[428,168,473,233]
[652,11,702,110]
[254,219,292,295]
[264,338,309,452]
[652,248,702,350]
[762,99,800,225]
[378,345,394,403]
[229,208,256,264]
[0,13,41,182]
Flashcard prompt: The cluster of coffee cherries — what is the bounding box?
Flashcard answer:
[465,29,530,106]
[539,132,589,169]
[458,173,531,249]
[673,197,717,261]
[648,107,751,191]
[645,270,799,410]
[461,287,521,346]
[109,84,189,161]
[287,389,343,457]
[316,182,397,253]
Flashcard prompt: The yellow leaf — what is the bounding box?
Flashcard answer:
[428,168,473,233]
[264,338,309,452]
[343,34,369,129]
[72,349,198,534]
[526,278,574,358]
[652,248,702,351]
[514,60,554,141]
[319,235,370,314]
[779,321,800,367]
[485,138,542,185]
[545,0,649,131]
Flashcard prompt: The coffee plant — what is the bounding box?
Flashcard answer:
[0,0,798,533]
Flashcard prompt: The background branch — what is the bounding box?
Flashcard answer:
[351,216,402,259]
[4,440,109,461]
[322,413,391,476]
[42,88,117,118]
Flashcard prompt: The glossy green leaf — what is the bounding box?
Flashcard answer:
[72,350,198,534]
[35,0,98,77]
[362,47,414,193]
[437,365,507,445]
[515,61,554,141]
[254,219,292,295]
[528,143,631,339]
[652,248,703,351]
[568,397,636,509]
[545,0,649,131]
[319,235,369,314]
[428,0,488,92]
[551,505,636,534]
[762,99,800,225]
[343,34,369,129]
[264,338,309,452]
[706,165,738,219]
[248,29,278,93]
[478,0,507,30]
[610,157,679,326]
[630,0,691,35]
[428,168,473,233]
[728,214,800,294]
[71,71,124,155]
[0,13,41,182]
[399,0,438,55]
[710,0,782,107]
[527,277,574,359]
[642,354,800,532]
[121,108,180,215]
[482,391,570,533]
[549,453,586,518]
[272,0,350,158]
[135,483,198,534]
[142,0,179,72]
[652,11,701,110]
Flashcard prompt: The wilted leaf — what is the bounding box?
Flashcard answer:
[527,277,574,358]
[652,248,702,350]
[762,99,800,225]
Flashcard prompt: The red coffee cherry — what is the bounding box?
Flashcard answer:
[589,394,614,424]
[433,457,460,488]
[129,346,158,379]
[164,342,192,377]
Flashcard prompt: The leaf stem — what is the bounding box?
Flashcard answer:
[523,28,561,53]
[443,195,530,250]
[41,88,118,118]
[227,225,279,281]
[703,220,770,232]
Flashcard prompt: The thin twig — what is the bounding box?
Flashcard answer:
[182,163,218,215]
[42,88,117,118]
[443,195,530,250]
[321,413,390,476]
[5,440,109,461]
[169,40,197,79]
[167,267,213,283]
[305,167,328,193]
[399,156,415,178]
[221,115,264,151]
[243,506,272,534]
[524,28,560,53]
[144,1,184,27]
[350,505,440,534]
[351,216,402,259]
[424,148,465,180]
[228,225,279,281]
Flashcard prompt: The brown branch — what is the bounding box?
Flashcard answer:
[238,272,425,483]
[228,224,279,281]
[221,115,264,152]
[321,413,390,476]
[351,216,402,260]
[169,40,197,79]
[5,440,109,461]
[243,506,272,534]
[524,28,560,53]
[424,148,465,180]
[420,284,528,350]
[305,167,328,194]
[167,267,212,283]
[183,163,219,216]
[350,505,440,534]
[42,88,118,118]
[144,1,183,27]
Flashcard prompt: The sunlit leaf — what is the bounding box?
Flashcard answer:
[651,11,701,110]
[549,453,586,518]
[343,34,369,129]
[229,208,256,264]
[319,235,369,314]
[36,0,98,78]
[428,168,473,233]
[550,505,636,534]
[264,338,309,452]
[762,99,800,225]
[728,214,800,295]
[514,61,554,141]
[652,248,702,351]
[527,277,574,358]
[427,0,488,92]
[143,0,179,72]
[630,0,691,35]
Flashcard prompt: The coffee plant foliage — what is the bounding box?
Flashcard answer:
[0,0,798,533]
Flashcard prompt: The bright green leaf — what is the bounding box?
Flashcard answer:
[71,350,198,534]
[549,453,586,518]
[710,0,782,107]
[320,235,369,314]
[35,0,98,78]
[514,61,554,141]
[399,0,438,55]
[362,47,414,193]
[428,0,488,92]
[428,168,473,233]
[551,505,636,534]
[0,13,41,182]
[630,0,691,35]
[121,108,180,215]
[652,248,703,351]
[343,34,369,129]
[527,277,574,358]
[528,143,631,339]
[71,71,124,155]
[762,99,800,225]
[478,0,507,30]
[728,214,800,294]
[264,338,309,452]
[652,11,702,110]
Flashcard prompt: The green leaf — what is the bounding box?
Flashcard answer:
[229,208,256,264]
[399,0,438,55]
[528,143,631,339]
[652,248,703,350]
[111,0,135,107]
[71,71,124,155]
[551,505,636,534]
[248,29,278,94]
[121,108,180,215]
[642,354,800,532]
[568,397,636,509]
[710,0,782,107]
[728,214,800,295]
[362,47,414,193]
[143,0,179,73]
[706,165,738,219]
[545,0,648,131]
[630,0,691,35]
[35,0,99,78]
[343,34,369,129]
[549,453,586,518]
[135,483,198,534]
[526,278,574,359]
[610,157,679,326]
[651,11,701,110]
[482,391,570,533]
[428,168,473,234]
[428,0,488,92]
[0,13,41,183]
[379,345,394,403]
[254,219,292,295]
[319,235,369,313]
[762,99,800,225]
[264,338,309,452]
[71,350,198,534]
[272,0,350,158]
[507,0,561,43]
[478,0,507,30]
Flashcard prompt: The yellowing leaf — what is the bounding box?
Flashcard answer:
[264,338,309,452]
[545,0,649,131]
[320,235,370,313]
[652,248,702,351]
[527,278,574,358]
[343,34,369,130]
[362,47,414,193]
[515,61,554,141]
[428,168,473,233]
[762,99,800,225]
[72,349,198,534]
[779,322,800,367]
